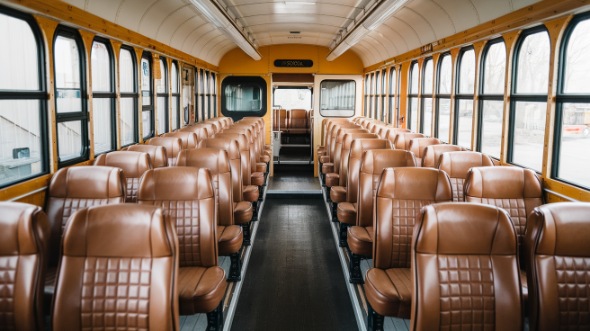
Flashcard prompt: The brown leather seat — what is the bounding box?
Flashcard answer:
[421,144,463,168]
[464,165,544,302]
[409,202,522,331]
[391,132,425,150]
[347,149,418,283]
[200,137,254,245]
[127,144,168,168]
[137,167,228,328]
[438,151,494,201]
[177,148,244,281]
[44,166,126,305]
[94,150,152,202]
[363,167,452,320]
[273,109,288,133]
[407,137,441,165]
[0,202,49,331]
[223,127,265,187]
[163,131,199,149]
[51,204,180,331]
[320,122,358,175]
[180,124,209,141]
[147,136,183,166]
[525,202,590,331]
[324,127,368,188]
[317,118,350,159]
[287,109,309,135]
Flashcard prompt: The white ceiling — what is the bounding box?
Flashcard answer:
[63,0,541,67]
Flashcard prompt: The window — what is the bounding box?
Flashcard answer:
[182,65,194,125]
[388,67,398,125]
[373,71,380,120]
[364,73,370,117]
[119,46,138,146]
[478,38,506,159]
[455,47,475,149]
[54,26,88,166]
[91,38,115,154]
[509,27,550,172]
[196,68,204,122]
[156,57,169,135]
[0,7,47,187]
[554,14,590,189]
[436,54,452,142]
[380,69,387,121]
[141,52,154,139]
[408,61,419,131]
[421,58,434,136]
[211,72,217,117]
[274,87,312,110]
[320,80,355,117]
[171,61,180,130]
[205,70,211,119]
[221,76,267,121]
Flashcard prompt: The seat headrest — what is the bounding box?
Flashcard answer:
[63,204,174,258]
[215,133,248,151]
[465,166,542,199]
[147,137,182,159]
[408,137,441,157]
[179,125,209,141]
[438,151,494,178]
[350,139,392,159]
[422,144,464,168]
[199,137,240,160]
[138,167,214,201]
[416,202,516,255]
[376,167,452,201]
[361,150,417,174]
[342,133,378,149]
[127,144,168,168]
[162,131,198,149]
[176,148,230,174]
[0,202,47,255]
[94,151,152,178]
[49,166,125,199]
[529,202,590,256]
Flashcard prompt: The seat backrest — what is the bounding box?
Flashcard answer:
[273,109,288,131]
[411,202,521,331]
[421,144,463,168]
[127,144,168,168]
[332,128,368,174]
[438,151,494,202]
[216,132,252,186]
[382,127,410,141]
[179,124,209,141]
[326,123,358,160]
[200,137,243,202]
[147,136,183,166]
[0,202,49,331]
[195,122,217,138]
[224,127,257,172]
[357,150,418,228]
[373,167,452,269]
[52,204,179,331]
[288,109,308,131]
[163,131,199,149]
[338,132,378,186]
[407,137,441,165]
[138,167,218,268]
[464,166,543,240]
[94,151,152,202]
[177,148,234,226]
[45,166,125,267]
[392,132,425,150]
[346,138,392,203]
[525,202,590,331]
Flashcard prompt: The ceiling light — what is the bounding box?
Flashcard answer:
[189,0,261,60]
[327,0,408,61]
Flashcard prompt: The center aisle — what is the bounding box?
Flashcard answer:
[230,195,357,331]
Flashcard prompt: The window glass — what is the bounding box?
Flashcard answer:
[408,62,419,131]
[91,42,110,92]
[436,54,452,142]
[141,53,153,138]
[483,42,506,94]
[57,120,83,161]
[438,98,451,143]
[516,31,550,94]
[438,55,452,94]
[120,98,135,145]
[92,98,112,154]
[274,88,312,110]
[423,98,433,137]
[211,73,217,117]
[456,100,473,148]
[119,47,137,146]
[156,58,168,134]
[423,59,433,94]
[563,20,590,94]
[480,100,504,157]
[320,80,355,117]
[221,76,267,120]
[171,62,180,130]
[388,68,397,125]
[0,10,46,187]
[183,65,194,125]
[55,36,82,114]
[511,101,547,170]
[120,49,134,93]
[455,48,475,149]
[458,49,475,94]
[555,104,590,188]
[409,62,419,93]
[91,40,114,154]
[422,59,433,136]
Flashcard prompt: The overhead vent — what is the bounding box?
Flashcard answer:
[290,31,301,34]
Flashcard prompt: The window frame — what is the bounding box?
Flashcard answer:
[141,51,154,139]
[91,37,116,155]
[408,60,419,131]
[435,52,452,142]
[388,66,399,126]
[421,57,434,136]
[171,60,180,130]
[53,25,89,167]
[156,56,169,135]
[453,46,476,149]
[319,79,356,118]
[0,5,49,188]
[220,75,268,121]
[119,45,138,147]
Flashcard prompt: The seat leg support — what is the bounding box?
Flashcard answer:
[206,302,224,331]
[331,202,338,222]
[242,222,251,246]
[228,250,242,282]
[349,253,364,284]
[367,304,384,331]
[251,201,258,222]
[339,223,349,248]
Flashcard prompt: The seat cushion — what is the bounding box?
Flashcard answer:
[178,266,227,314]
[330,185,347,203]
[255,162,267,173]
[320,156,330,164]
[234,201,253,224]
[325,173,339,188]
[217,225,243,255]
[337,202,357,225]
[243,185,259,202]
[251,172,265,186]
[364,268,412,318]
[259,154,271,164]
[347,225,373,257]
[321,163,334,175]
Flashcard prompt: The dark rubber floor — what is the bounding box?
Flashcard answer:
[231,196,357,331]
